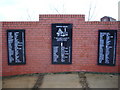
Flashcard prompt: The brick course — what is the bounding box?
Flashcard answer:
[1,14,120,76]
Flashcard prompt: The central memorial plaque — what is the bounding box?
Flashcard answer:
[52,23,72,64]
[7,30,26,65]
[98,30,117,66]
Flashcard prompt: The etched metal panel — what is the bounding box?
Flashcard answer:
[52,24,72,64]
[98,30,117,66]
[7,30,26,65]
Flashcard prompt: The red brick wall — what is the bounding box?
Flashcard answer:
[2,15,120,76]
[0,22,2,76]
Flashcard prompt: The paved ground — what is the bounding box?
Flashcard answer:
[2,75,38,88]
[40,74,82,88]
[86,74,119,88]
[2,73,119,89]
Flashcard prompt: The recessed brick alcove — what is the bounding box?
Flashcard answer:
[1,14,120,76]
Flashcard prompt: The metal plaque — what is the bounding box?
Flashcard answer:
[52,24,72,64]
[98,30,117,66]
[7,30,26,65]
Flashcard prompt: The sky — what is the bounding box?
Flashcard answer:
[0,0,119,21]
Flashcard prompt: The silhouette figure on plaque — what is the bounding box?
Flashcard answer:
[57,28,68,37]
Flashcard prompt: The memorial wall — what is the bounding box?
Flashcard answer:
[1,15,120,76]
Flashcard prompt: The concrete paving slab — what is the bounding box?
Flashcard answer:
[40,74,82,88]
[85,74,119,88]
[2,76,38,88]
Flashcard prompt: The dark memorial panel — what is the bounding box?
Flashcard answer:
[98,30,117,66]
[7,30,26,65]
[52,23,72,64]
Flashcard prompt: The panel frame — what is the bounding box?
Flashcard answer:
[7,29,26,65]
[51,23,72,64]
[97,30,117,66]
